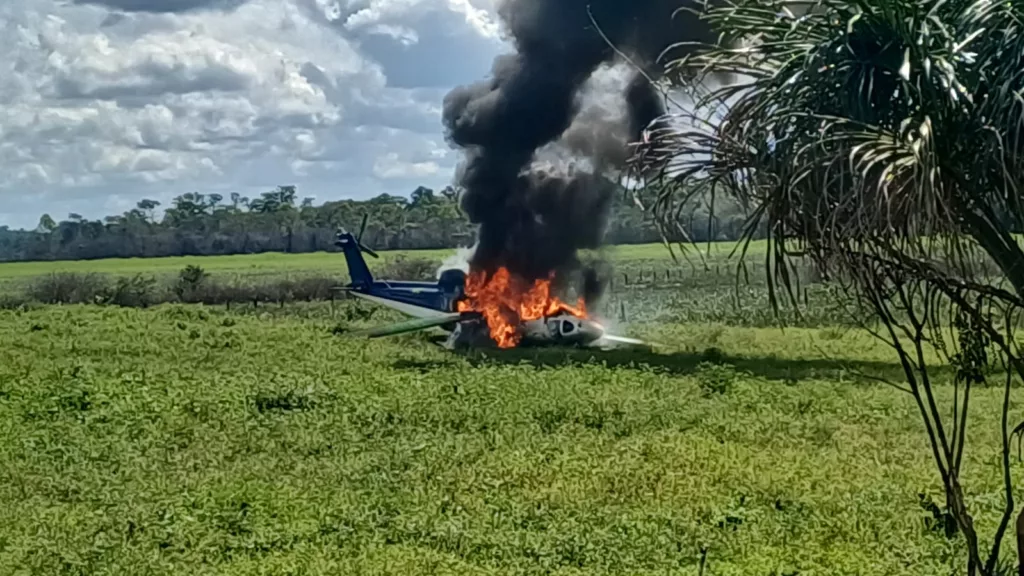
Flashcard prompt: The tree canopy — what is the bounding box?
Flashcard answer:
[0,184,749,263]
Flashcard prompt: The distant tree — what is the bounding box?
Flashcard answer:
[0,181,711,262]
[36,214,56,234]
[165,193,211,227]
[409,186,436,209]
[277,185,297,207]
[137,199,160,223]
[229,192,248,212]
[250,186,296,213]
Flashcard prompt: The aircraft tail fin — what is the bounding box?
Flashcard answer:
[335,229,375,287]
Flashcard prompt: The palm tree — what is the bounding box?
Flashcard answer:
[640,0,1024,295]
[636,0,1024,573]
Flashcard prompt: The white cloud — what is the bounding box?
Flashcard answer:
[366,23,420,45]
[373,151,439,179]
[344,0,421,30]
[0,0,504,228]
[446,0,499,38]
[342,0,498,39]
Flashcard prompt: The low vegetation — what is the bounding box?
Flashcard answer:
[0,244,1020,574]
[0,242,847,328]
[0,256,446,310]
[0,301,1018,575]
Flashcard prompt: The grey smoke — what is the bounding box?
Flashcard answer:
[546,63,639,171]
[442,0,714,296]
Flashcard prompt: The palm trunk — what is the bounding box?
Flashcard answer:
[1017,506,1024,576]
[963,206,1024,298]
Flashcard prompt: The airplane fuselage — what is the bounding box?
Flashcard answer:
[520,315,605,345]
[348,280,459,319]
[443,313,605,349]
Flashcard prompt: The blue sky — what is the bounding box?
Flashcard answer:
[0,0,506,228]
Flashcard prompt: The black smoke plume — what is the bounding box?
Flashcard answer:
[442,0,713,298]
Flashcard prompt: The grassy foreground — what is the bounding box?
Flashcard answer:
[0,302,1020,575]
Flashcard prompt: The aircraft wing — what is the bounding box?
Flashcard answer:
[355,312,463,339]
[597,334,648,346]
[591,333,657,349]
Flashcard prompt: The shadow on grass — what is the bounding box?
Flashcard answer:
[394,337,957,387]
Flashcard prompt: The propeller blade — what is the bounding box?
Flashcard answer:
[358,213,368,243]
[355,312,463,339]
[359,243,380,259]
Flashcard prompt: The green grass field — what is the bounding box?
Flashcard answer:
[0,241,761,282]
[0,245,1019,575]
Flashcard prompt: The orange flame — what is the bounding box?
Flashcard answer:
[456,267,587,348]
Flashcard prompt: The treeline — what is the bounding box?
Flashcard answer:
[0,184,751,263]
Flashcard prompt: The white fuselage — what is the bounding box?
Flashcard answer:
[443,313,606,349]
[520,314,604,345]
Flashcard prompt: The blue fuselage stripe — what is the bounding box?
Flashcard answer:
[362,282,452,312]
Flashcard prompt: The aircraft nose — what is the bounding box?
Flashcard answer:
[579,319,604,342]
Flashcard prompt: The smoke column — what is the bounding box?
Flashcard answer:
[442,0,713,292]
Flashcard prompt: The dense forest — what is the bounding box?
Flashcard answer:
[0,184,751,262]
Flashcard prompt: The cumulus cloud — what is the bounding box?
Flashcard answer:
[365,23,420,45]
[71,0,248,13]
[0,0,504,228]
[373,151,440,179]
[339,0,498,39]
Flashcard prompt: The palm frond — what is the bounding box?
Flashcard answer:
[632,0,1024,300]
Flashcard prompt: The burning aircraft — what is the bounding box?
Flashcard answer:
[339,0,711,349]
[335,219,647,350]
